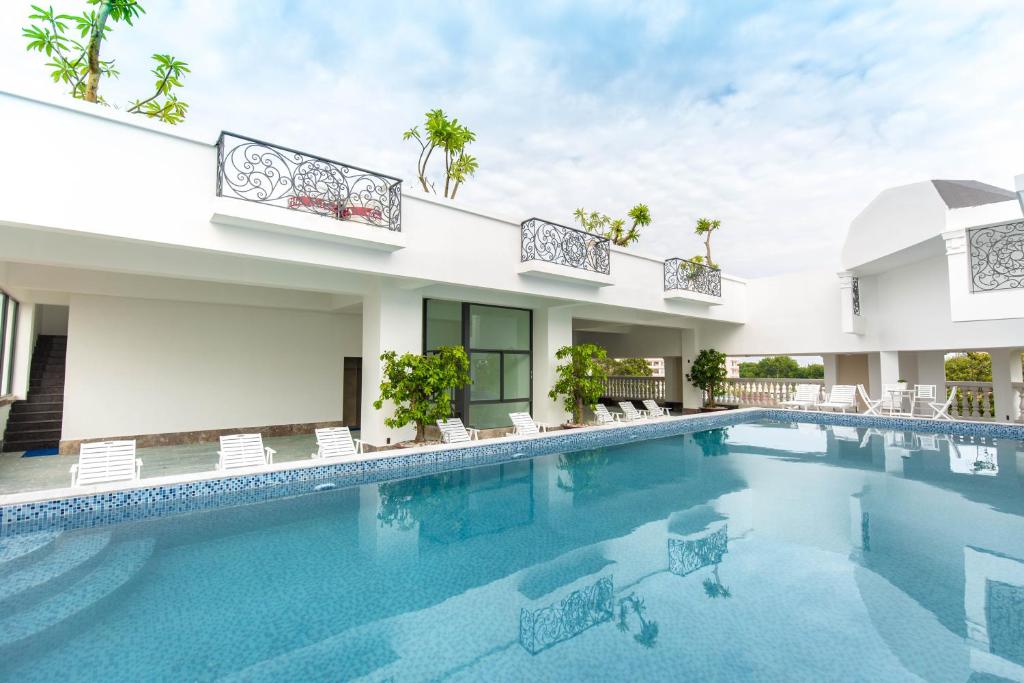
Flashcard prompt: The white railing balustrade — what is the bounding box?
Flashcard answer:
[945,382,995,421]
[602,376,666,401]
[717,378,824,407]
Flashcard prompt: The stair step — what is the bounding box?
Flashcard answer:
[0,533,111,605]
[0,531,62,568]
[5,420,62,434]
[24,396,63,406]
[1,442,59,454]
[0,538,154,649]
[8,411,63,423]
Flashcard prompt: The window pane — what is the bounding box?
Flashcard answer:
[503,353,530,400]
[469,305,529,351]
[470,352,500,401]
[468,400,531,429]
[0,296,10,395]
[425,299,462,350]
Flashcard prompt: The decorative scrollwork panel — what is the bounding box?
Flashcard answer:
[216,132,402,231]
[519,576,615,654]
[968,221,1024,292]
[668,524,728,577]
[664,258,722,297]
[521,219,611,275]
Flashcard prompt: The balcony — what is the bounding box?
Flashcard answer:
[212,132,404,250]
[663,257,722,304]
[518,218,612,286]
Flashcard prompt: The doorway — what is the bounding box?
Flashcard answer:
[343,357,362,428]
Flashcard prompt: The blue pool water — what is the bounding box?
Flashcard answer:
[2,418,1024,681]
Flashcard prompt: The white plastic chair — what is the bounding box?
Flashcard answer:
[780,384,821,410]
[311,427,362,460]
[592,404,619,424]
[71,440,142,487]
[642,400,672,417]
[929,387,957,420]
[880,383,908,414]
[437,418,480,444]
[218,434,275,471]
[509,412,549,436]
[856,384,883,416]
[914,385,937,416]
[618,401,647,421]
[816,385,858,413]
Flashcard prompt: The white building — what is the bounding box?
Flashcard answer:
[0,90,1022,454]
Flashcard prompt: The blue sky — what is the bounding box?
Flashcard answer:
[3,0,1023,276]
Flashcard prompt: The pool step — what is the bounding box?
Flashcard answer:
[0,530,62,568]
[0,537,155,650]
[0,532,112,605]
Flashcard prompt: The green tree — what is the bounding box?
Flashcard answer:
[604,357,653,377]
[573,203,652,247]
[373,346,471,442]
[403,109,478,198]
[690,217,722,270]
[549,343,609,424]
[738,356,823,379]
[23,2,190,124]
[944,352,992,382]
[686,348,727,407]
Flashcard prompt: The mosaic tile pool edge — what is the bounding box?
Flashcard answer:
[3,409,1022,536]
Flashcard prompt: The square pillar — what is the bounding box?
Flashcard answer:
[989,348,1023,423]
[532,306,573,426]
[680,329,703,408]
[916,351,947,397]
[360,284,423,447]
[822,353,839,388]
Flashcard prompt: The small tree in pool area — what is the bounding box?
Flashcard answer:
[686,349,728,408]
[373,346,471,442]
[549,343,609,425]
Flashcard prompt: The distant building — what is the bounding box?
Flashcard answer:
[647,358,665,377]
[726,358,741,378]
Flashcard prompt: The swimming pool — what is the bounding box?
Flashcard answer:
[2,417,1023,681]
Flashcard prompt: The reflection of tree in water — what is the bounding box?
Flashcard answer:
[617,594,660,648]
[557,449,610,497]
[693,428,730,457]
[376,472,468,536]
[702,564,732,599]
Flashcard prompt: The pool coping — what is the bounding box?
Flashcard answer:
[2,407,1022,535]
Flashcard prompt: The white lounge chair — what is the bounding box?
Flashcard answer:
[592,404,619,424]
[857,384,883,416]
[437,418,480,444]
[880,382,908,415]
[311,427,362,460]
[929,387,957,420]
[780,384,821,410]
[642,400,672,417]
[816,385,857,413]
[509,412,549,436]
[618,401,647,421]
[71,440,142,487]
[218,433,275,471]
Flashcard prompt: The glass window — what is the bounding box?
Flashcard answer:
[469,305,529,351]
[425,299,462,351]
[470,352,501,401]
[503,353,531,400]
[469,400,531,430]
[0,294,16,396]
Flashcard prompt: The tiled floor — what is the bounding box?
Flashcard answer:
[0,434,321,495]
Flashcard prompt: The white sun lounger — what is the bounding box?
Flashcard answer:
[218,433,275,471]
[437,417,480,444]
[311,427,362,460]
[642,400,672,417]
[592,404,619,424]
[71,440,142,487]
[780,384,821,410]
[618,401,647,421]
[816,385,858,413]
[509,412,549,436]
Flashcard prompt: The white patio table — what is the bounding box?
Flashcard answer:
[887,388,917,417]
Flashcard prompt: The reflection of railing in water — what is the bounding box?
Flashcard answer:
[668,524,728,577]
[519,576,614,654]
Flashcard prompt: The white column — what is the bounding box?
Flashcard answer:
[360,284,423,447]
[989,348,1023,423]
[916,351,947,396]
[532,305,573,426]
[822,353,838,389]
[878,351,901,385]
[942,229,970,322]
[680,329,703,408]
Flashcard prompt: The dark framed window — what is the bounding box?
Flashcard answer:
[423,299,533,429]
[0,292,19,397]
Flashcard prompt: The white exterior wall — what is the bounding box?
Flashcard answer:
[62,295,359,440]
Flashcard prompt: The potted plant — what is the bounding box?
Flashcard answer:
[548,343,609,427]
[686,348,729,412]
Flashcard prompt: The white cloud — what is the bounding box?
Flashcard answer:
[1,0,1022,277]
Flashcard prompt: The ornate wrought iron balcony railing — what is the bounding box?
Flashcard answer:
[520,218,611,275]
[968,220,1024,292]
[216,132,402,231]
[664,257,722,297]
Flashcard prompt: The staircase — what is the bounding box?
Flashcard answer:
[2,335,67,453]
